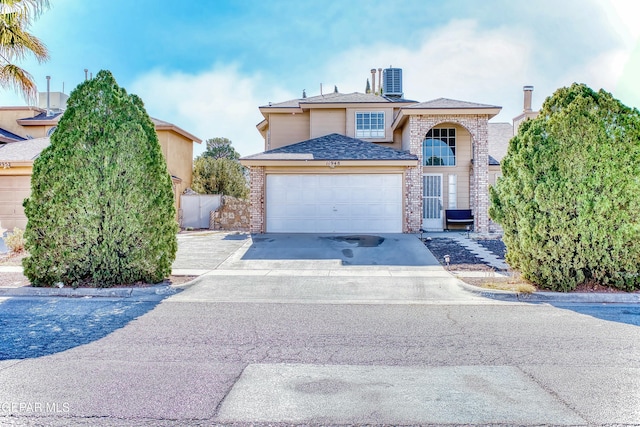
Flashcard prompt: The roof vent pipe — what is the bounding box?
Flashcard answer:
[371,69,376,94]
[523,85,534,112]
[46,75,51,116]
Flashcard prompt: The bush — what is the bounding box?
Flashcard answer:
[192,156,248,199]
[4,228,25,253]
[490,83,640,291]
[23,70,178,287]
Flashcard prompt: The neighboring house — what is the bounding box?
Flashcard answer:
[0,95,201,229]
[240,68,534,235]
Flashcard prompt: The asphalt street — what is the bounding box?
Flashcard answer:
[0,232,638,426]
[0,296,165,360]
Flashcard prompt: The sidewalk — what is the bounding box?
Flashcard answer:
[0,231,639,303]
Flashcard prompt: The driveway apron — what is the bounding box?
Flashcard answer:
[172,233,490,304]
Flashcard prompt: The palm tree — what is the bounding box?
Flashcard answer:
[0,0,49,103]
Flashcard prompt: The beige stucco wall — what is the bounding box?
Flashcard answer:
[156,129,194,206]
[401,124,411,151]
[0,108,52,138]
[19,125,53,139]
[268,112,310,149]
[489,165,502,186]
[310,109,345,138]
[345,107,395,143]
[268,107,405,150]
[421,124,472,210]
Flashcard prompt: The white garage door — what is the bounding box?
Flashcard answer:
[266,174,403,233]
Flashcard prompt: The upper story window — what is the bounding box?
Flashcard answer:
[423,128,456,166]
[356,112,385,138]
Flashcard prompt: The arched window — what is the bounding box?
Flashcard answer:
[423,128,456,166]
[46,126,57,136]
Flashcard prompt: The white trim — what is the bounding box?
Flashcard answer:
[448,174,457,209]
[355,111,385,139]
[422,173,443,231]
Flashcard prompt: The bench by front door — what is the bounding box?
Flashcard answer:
[423,174,443,230]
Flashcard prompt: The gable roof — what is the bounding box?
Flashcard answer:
[241,133,418,162]
[0,137,50,162]
[151,118,202,143]
[405,98,501,109]
[391,98,502,130]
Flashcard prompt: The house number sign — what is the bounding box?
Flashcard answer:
[1,162,10,169]
[326,161,340,168]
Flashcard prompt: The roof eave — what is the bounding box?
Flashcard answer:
[240,159,418,167]
[259,106,304,114]
[154,123,202,144]
[0,136,23,143]
[402,107,501,117]
[0,160,36,166]
[16,117,60,126]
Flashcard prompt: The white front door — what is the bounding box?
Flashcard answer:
[266,174,403,233]
[423,174,443,230]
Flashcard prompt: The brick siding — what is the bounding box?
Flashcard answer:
[408,114,490,234]
[248,166,265,233]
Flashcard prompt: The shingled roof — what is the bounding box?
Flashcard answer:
[405,98,501,109]
[261,92,416,108]
[242,133,418,161]
[0,137,49,161]
[17,111,63,121]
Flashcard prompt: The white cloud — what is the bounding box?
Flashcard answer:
[323,20,535,122]
[129,9,640,163]
[321,15,640,119]
[130,65,294,157]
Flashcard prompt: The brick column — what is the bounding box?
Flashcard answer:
[405,116,423,232]
[249,166,265,233]
[473,117,489,234]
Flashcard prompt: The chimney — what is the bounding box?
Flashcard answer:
[46,75,51,116]
[378,68,382,94]
[523,85,534,112]
[84,68,88,81]
[371,69,376,94]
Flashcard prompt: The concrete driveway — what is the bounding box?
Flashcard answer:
[172,232,491,305]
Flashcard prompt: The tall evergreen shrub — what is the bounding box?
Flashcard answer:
[23,70,178,287]
[490,83,640,291]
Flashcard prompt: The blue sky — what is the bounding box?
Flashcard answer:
[2,0,639,156]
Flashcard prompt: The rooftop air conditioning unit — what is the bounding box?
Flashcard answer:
[382,68,403,97]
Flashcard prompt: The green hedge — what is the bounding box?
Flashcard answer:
[23,70,178,287]
[490,83,640,291]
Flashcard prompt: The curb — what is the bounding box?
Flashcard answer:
[0,284,180,298]
[459,281,640,304]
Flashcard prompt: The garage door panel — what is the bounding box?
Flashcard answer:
[285,190,305,203]
[333,191,351,203]
[0,175,31,230]
[266,174,403,233]
[315,188,334,201]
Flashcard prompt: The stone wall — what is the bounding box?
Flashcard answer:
[209,196,250,231]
